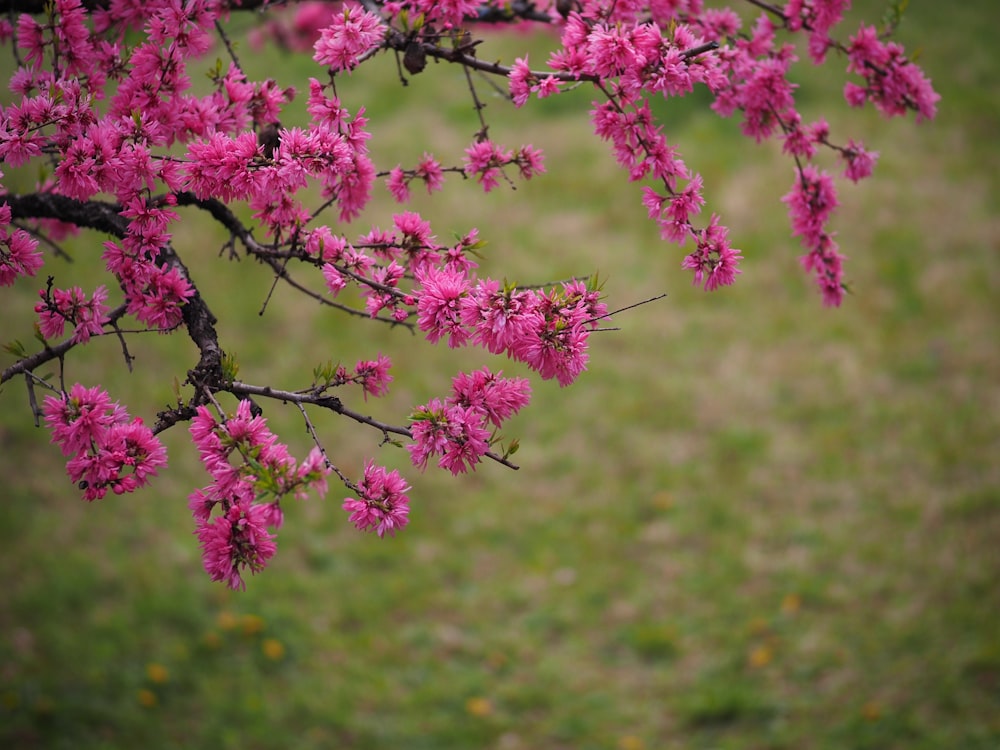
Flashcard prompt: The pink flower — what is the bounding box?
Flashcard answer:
[416,266,471,348]
[35,284,109,344]
[844,24,939,121]
[681,214,743,291]
[296,446,330,500]
[0,205,43,286]
[354,353,393,398]
[44,384,166,500]
[437,410,491,474]
[415,153,444,194]
[463,139,512,193]
[196,500,277,590]
[461,279,541,355]
[509,56,532,107]
[586,23,642,78]
[126,264,194,331]
[44,383,121,456]
[384,0,478,29]
[307,226,348,262]
[841,139,878,182]
[313,6,384,72]
[450,368,531,428]
[511,319,590,387]
[782,166,839,252]
[342,460,410,537]
[800,233,846,307]
[515,145,545,181]
[322,263,347,296]
[386,166,410,202]
[407,398,451,471]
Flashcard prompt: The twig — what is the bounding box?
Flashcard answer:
[584,293,668,325]
[230,380,414,438]
[214,19,244,74]
[294,401,360,493]
[24,372,41,426]
[741,0,788,22]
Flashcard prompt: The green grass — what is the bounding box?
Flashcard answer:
[2,2,999,748]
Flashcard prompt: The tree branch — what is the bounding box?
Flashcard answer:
[172,192,415,330]
[4,192,224,394]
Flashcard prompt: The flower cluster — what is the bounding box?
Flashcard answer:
[681,214,744,292]
[381,0,480,30]
[310,354,394,400]
[0,203,43,286]
[1,0,940,589]
[844,24,940,122]
[538,15,744,287]
[35,284,110,344]
[417,272,607,388]
[312,6,384,72]
[386,153,446,203]
[409,368,531,475]
[342,460,411,537]
[188,400,330,589]
[502,4,934,298]
[304,211,482,323]
[44,384,167,501]
[783,166,845,306]
[784,0,852,64]
[463,140,545,193]
[509,56,562,107]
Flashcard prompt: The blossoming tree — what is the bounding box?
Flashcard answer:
[0,0,937,589]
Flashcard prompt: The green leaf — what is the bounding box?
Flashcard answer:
[221,351,240,384]
[505,438,520,458]
[2,339,27,357]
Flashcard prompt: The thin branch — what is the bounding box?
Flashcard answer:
[14,221,73,262]
[214,18,244,74]
[740,0,788,22]
[681,41,720,60]
[584,293,668,325]
[230,380,413,438]
[108,312,136,373]
[228,380,519,470]
[173,192,416,330]
[294,401,361,493]
[4,192,224,401]
[24,371,42,426]
[1,302,129,385]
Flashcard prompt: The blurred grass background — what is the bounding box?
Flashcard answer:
[1,1,998,748]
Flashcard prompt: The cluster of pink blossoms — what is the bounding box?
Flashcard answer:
[528,14,746,291]
[0,203,43,286]
[43,384,167,501]
[0,0,941,589]
[409,367,531,475]
[463,141,546,193]
[386,153,447,203]
[35,284,110,345]
[500,4,934,304]
[312,6,384,72]
[188,400,330,590]
[783,165,843,306]
[381,0,481,30]
[342,460,411,537]
[844,23,939,121]
[418,274,607,387]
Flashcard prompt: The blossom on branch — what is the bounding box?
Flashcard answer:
[342,460,411,537]
[0,0,941,588]
[313,6,385,72]
[43,384,167,501]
